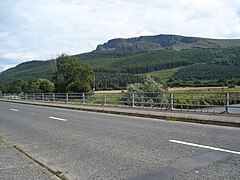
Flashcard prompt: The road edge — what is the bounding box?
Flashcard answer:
[1,99,240,128]
[0,135,69,180]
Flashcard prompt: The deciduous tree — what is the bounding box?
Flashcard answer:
[52,54,93,93]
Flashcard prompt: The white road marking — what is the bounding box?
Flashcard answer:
[169,140,240,155]
[49,116,67,122]
[11,109,19,112]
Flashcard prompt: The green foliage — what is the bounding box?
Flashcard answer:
[171,87,240,108]
[141,75,165,93]
[4,78,54,93]
[168,64,240,87]
[0,61,53,84]
[95,73,144,90]
[124,75,166,106]
[52,54,93,93]
[127,83,144,93]
[34,78,54,93]
[140,67,181,83]
[1,45,240,89]
[7,78,29,93]
[237,79,240,86]
[0,84,7,93]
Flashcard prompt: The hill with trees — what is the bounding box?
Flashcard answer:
[95,34,240,52]
[0,34,240,91]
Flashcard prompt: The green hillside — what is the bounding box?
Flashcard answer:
[0,60,53,84]
[1,34,240,90]
[140,67,182,83]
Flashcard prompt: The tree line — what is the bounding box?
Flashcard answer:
[0,78,54,93]
[0,55,93,93]
[1,46,240,91]
[167,64,240,87]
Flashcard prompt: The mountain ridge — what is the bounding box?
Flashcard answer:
[95,34,240,52]
[1,34,240,89]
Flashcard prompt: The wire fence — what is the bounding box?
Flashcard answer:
[1,92,240,114]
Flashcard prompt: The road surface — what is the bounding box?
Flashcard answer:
[205,104,240,113]
[0,101,240,179]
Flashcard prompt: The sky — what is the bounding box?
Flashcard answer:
[1,0,240,72]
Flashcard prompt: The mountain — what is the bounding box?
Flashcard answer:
[0,60,53,84]
[95,34,240,52]
[1,34,240,89]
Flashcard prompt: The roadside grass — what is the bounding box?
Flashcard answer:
[171,87,240,108]
[68,93,124,106]
[57,87,240,108]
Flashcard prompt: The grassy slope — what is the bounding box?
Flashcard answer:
[139,67,182,83]
[0,61,53,84]
[207,39,240,47]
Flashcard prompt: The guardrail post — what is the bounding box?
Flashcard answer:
[104,93,107,106]
[42,93,44,101]
[170,93,174,110]
[150,99,153,108]
[225,92,230,113]
[33,93,35,101]
[66,93,69,103]
[132,93,135,107]
[0,92,2,99]
[53,93,55,102]
[82,93,85,104]
[25,93,28,100]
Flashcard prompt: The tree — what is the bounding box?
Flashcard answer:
[52,54,93,93]
[0,84,7,93]
[30,78,54,93]
[124,75,166,106]
[142,75,165,94]
[29,80,40,93]
[237,79,240,86]
[127,75,165,93]
[7,78,29,93]
[126,83,144,93]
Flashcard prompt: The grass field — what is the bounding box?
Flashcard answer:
[93,86,240,108]
[139,67,181,83]
[168,86,234,92]
[94,86,240,94]
[169,86,240,108]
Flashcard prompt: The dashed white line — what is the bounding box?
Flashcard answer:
[11,109,19,112]
[169,139,240,155]
[49,116,67,122]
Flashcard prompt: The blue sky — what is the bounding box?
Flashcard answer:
[1,0,240,72]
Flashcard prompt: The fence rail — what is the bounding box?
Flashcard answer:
[1,92,240,114]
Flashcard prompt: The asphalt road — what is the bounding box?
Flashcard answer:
[0,140,59,180]
[205,104,240,113]
[0,101,240,180]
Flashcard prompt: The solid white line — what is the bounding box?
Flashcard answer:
[49,116,67,122]
[169,140,240,155]
[11,109,19,112]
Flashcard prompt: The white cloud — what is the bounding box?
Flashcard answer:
[0,0,240,71]
[2,52,39,60]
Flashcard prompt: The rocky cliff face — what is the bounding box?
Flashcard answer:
[95,34,201,52]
